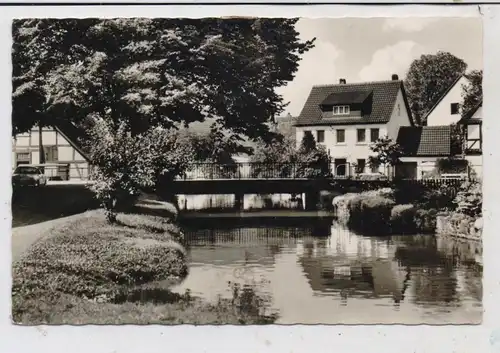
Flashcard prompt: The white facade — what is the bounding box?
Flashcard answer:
[295,86,412,176]
[426,76,469,126]
[12,127,90,180]
[398,156,442,180]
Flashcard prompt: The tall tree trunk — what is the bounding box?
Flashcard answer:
[38,122,45,164]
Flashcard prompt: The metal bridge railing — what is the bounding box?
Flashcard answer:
[179,162,332,180]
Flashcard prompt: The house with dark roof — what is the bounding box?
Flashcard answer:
[458,101,482,178]
[396,126,452,179]
[294,75,414,176]
[425,74,469,126]
[12,121,91,181]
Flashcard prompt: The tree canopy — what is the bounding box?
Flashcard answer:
[12,18,314,146]
[461,69,483,117]
[368,136,403,169]
[404,51,467,125]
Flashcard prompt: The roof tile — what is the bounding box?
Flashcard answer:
[397,126,451,157]
[295,80,405,126]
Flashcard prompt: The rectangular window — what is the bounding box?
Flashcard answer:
[370,164,379,173]
[370,128,380,142]
[332,105,350,116]
[43,146,58,162]
[357,129,366,143]
[356,159,366,174]
[451,103,460,115]
[336,129,345,143]
[316,130,325,143]
[16,152,30,166]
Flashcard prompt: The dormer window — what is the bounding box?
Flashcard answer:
[333,105,350,115]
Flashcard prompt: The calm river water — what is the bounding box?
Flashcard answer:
[170,220,482,324]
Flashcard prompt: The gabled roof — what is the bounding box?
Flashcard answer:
[458,101,482,125]
[52,119,91,162]
[295,80,413,127]
[397,126,451,157]
[421,74,465,123]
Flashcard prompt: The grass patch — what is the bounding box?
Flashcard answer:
[12,209,277,325]
[13,286,278,325]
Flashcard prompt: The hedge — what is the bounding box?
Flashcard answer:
[347,195,395,234]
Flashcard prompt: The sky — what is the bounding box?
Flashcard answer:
[278,17,483,117]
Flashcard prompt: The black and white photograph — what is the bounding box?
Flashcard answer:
[10,16,483,325]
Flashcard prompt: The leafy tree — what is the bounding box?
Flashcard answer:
[185,127,251,164]
[251,135,296,165]
[250,130,330,178]
[12,18,314,144]
[85,120,194,222]
[461,69,483,117]
[368,136,403,172]
[12,18,315,217]
[404,52,467,125]
[299,131,317,153]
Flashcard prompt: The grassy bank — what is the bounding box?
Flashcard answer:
[12,208,277,324]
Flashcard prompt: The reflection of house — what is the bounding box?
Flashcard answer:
[396,126,452,179]
[424,75,469,126]
[299,256,405,301]
[294,75,414,177]
[298,231,405,300]
[458,102,482,178]
[12,121,91,180]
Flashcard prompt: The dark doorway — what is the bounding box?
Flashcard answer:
[334,158,347,176]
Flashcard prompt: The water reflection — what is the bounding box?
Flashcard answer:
[171,221,482,324]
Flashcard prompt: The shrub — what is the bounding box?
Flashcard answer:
[435,157,468,175]
[454,181,482,217]
[419,184,456,210]
[348,195,395,233]
[413,208,438,233]
[395,182,456,210]
[86,120,194,222]
[390,204,417,233]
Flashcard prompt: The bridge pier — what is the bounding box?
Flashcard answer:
[234,192,244,211]
[305,191,320,211]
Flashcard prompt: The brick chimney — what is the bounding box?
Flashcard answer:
[391,74,399,81]
[339,78,346,84]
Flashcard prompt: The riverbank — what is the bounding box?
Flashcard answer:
[12,200,277,324]
[332,181,482,239]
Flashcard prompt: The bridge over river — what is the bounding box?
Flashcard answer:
[167,162,461,211]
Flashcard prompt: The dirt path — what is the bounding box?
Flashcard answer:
[11,197,174,262]
[11,211,96,262]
